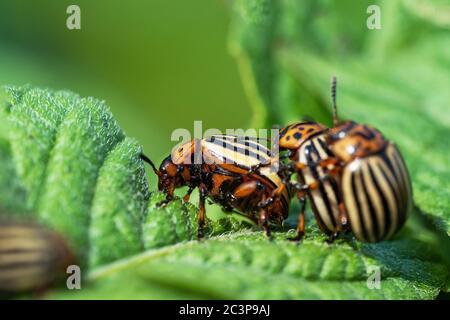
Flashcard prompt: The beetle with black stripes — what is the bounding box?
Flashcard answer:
[141,134,291,240]
[274,77,412,243]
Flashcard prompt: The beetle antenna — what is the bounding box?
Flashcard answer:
[331,76,339,126]
[140,153,159,176]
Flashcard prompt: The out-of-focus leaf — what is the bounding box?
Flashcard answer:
[0,138,28,215]
[0,86,143,267]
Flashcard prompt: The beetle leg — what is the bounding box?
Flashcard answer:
[182,185,195,203]
[258,208,272,240]
[157,183,175,207]
[302,157,342,176]
[337,201,350,233]
[246,163,263,176]
[258,183,286,209]
[326,232,339,244]
[197,184,207,240]
[245,162,271,178]
[291,179,321,192]
[280,149,293,160]
[317,158,342,176]
[288,195,306,242]
[291,157,342,177]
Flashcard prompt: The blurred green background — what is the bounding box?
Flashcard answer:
[0,0,249,177]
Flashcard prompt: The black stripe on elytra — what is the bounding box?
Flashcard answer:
[377,162,399,233]
[317,137,335,157]
[380,149,401,190]
[0,258,51,271]
[314,138,341,220]
[378,156,400,207]
[243,139,250,157]
[383,150,406,217]
[312,138,340,205]
[235,138,271,156]
[390,149,409,226]
[217,155,270,170]
[0,229,41,239]
[208,138,270,161]
[309,196,330,235]
[368,162,391,239]
[360,165,380,241]
[351,171,369,241]
[0,247,43,255]
[210,136,271,155]
[213,165,243,177]
[307,141,336,229]
[391,148,408,196]
[307,141,333,226]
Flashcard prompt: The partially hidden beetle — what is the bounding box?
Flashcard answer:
[141,135,290,239]
[275,77,412,242]
[0,217,75,296]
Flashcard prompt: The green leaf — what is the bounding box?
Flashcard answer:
[53,225,447,299]
[0,86,141,267]
[89,138,149,267]
[0,138,28,215]
[142,192,253,250]
[0,86,251,271]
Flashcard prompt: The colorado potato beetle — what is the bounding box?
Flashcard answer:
[141,135,290,239]
[0,217,75,296]
[278,120,341,241]
[277,77,412,242]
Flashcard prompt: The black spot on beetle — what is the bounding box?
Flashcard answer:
[285,135,291,141]
[307,128,314,133]
[293,132,302,140]
[178,147,183,152]
[279,127,289,137]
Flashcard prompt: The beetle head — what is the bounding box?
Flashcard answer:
[157,155,187,192]
[327,121,387,162]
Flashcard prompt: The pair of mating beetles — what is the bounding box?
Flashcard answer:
[142,78,412,243]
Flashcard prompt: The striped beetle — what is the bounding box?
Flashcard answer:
[276,77,412,242]
[141,134,290,239]
[0,217,75,296]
